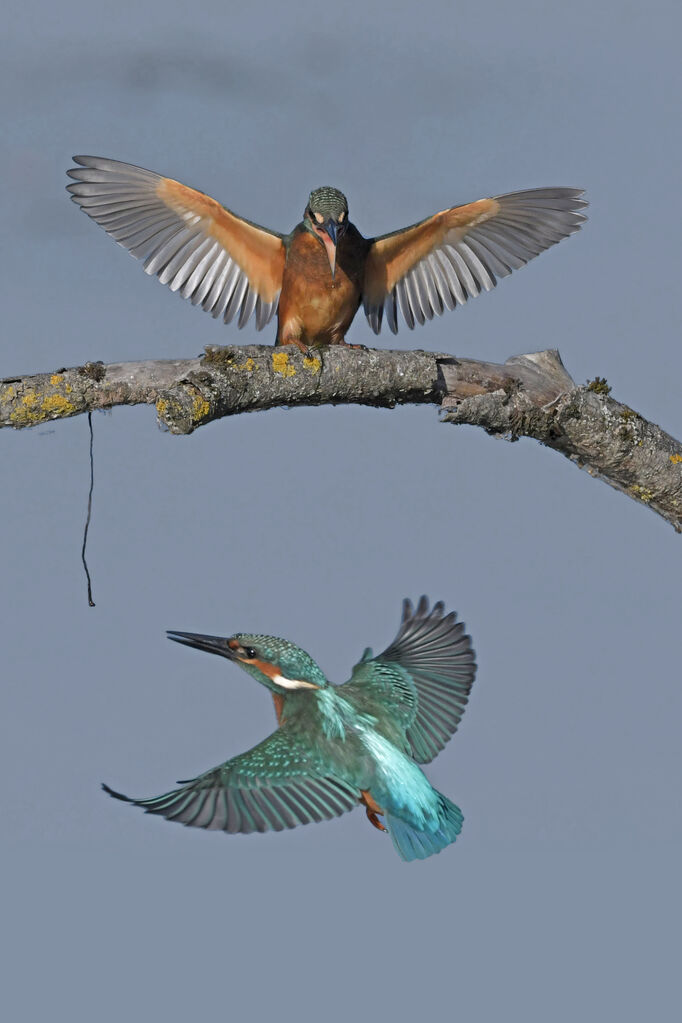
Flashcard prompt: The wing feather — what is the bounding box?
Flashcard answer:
[103,726,358,835]
[363,187,587,333]
[343,597,477,763]
[67,155,285,331]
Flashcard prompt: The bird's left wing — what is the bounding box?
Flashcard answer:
[362,188,587,333]
[342,597,476,764]
[103,726,359,834]
[67,156,285,330]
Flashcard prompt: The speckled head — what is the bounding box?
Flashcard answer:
[307,186,348,223]
[233,634,328,690]
[166,629,328,692]
[304,187,349,279]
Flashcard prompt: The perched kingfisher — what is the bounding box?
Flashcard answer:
[103,597,476,862]
[68,156,586,352]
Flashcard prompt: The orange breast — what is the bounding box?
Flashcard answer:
[278,229,368,345]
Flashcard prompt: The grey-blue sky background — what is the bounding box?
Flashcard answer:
[2,2,680,1020]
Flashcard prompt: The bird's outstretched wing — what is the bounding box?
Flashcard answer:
[103,726,358,833]
[362,188,587,333]
[343,597,476,763]
[67,156,285,330]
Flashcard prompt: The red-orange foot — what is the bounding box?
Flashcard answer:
[366,809,387,832]
[360,790,387,832]
[279,337,312,356]
[335,339,367,350]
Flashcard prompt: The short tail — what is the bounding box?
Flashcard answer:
[386,793,463,862]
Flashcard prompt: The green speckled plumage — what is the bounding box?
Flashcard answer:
[104,597,477,861]
[308,186,348,220]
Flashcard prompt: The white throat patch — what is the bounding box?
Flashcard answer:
[272,673,318,691]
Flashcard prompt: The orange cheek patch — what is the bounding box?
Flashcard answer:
[244,657,280,680]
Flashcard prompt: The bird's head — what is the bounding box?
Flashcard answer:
[167,630,328,692]
[304,186,349,279]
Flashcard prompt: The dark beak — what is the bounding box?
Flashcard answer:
[166,631,236,659]
[322,220,338,280]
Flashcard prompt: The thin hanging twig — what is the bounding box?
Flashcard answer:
[81,411,96,607]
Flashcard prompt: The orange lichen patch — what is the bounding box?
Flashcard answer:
[364,197,499,302]
[158,177,285,302]
[670,453,682,464]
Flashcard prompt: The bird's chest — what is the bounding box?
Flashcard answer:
[278,234,363,344]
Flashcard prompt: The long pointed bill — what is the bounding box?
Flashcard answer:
[166,631,236,659]
[322,221,338,280]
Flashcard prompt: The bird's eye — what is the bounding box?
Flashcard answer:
[243,646,257,659]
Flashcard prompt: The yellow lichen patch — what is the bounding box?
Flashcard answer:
[272,351,296,378]
[48,374,73,394]
[10,390,39,424]
[192,394,211,421]
[184,384,210,422]
[156,398,169,418]
[303,356,322,374]
[42,394,75,416]
[239,357,256,372]
[630,485,654,504]
[4,384,16,398]
[670,453,682,464]
[10,388,75,426]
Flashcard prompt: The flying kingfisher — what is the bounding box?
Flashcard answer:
[103,597,476,862]
[68,155,586,352]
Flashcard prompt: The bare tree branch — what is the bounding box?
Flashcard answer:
[2,345,681,531]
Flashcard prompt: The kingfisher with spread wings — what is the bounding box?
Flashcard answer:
[103,597,476,862]
[68,156,586,352]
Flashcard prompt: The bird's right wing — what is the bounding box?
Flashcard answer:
[67,156,285,330]
[103,727,359,833]
[343,597,476,764]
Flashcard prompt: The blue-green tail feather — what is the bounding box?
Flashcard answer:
[386,793,463,862]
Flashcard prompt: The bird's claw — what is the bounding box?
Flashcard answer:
[283,338,312,357]
[338,340,368,351]
[366,808,387,832]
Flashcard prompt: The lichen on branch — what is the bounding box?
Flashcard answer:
[2,344,681,531]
